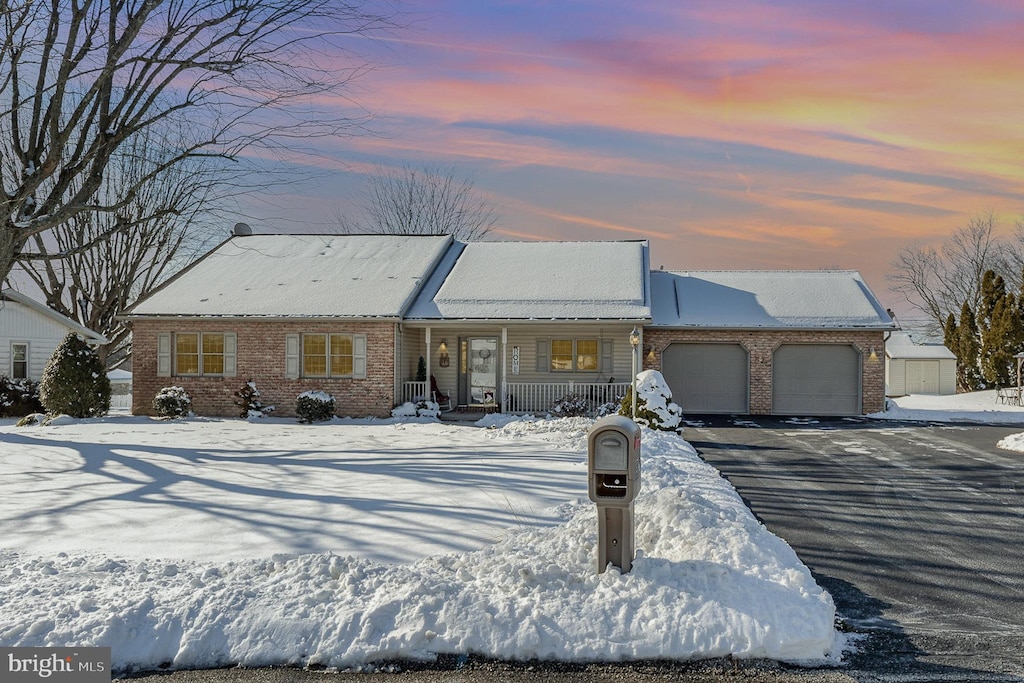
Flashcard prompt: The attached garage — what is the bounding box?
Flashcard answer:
[646,270,895,416]
[772,344,861,415]
[662,342,748,413]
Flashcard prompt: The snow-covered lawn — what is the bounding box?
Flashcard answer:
[0,414,840,672]
[872,389,1024,424]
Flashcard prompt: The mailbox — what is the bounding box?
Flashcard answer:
[587,415,641,573]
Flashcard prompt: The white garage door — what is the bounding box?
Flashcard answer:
[773,344,861,415]
[662,343,748,413]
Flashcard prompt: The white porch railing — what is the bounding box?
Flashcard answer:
[402,380,630,415]
[505,381,630,414]
[401,381,429,404]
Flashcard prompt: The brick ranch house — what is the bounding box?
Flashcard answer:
[124,232,894,418]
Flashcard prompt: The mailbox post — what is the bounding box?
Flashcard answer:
[587,415,641,573]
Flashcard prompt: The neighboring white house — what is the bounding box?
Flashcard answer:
[0,289,107,381]
[885,330,957,396]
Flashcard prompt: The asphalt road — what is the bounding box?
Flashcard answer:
[687,416,1024,681]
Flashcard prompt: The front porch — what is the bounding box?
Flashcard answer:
[400,379,631,416]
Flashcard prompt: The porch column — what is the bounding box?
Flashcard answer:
[425,327,432,396]
[501,327,508,413]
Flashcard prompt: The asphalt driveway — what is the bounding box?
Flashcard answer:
[687,415,1024,681]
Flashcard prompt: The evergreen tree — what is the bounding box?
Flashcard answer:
[979,270,1006,330]
[956,302,982,392]
[943,312,958,358]
[39,333,111,418]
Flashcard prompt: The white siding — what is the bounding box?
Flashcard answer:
[0,300,80,380]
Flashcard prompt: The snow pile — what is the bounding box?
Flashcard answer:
[632,370,684,431]
[0,417,839,671]
[871,390,1024,424]
[391,400,441,419]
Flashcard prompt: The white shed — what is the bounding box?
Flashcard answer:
[0,289,107,381]
[885,331,956,396]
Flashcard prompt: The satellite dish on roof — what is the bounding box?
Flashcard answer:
[232,222,253,236]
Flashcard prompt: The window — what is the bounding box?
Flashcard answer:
[303,333,354,378]
[11,343,27,379]
[175,333,226,376]
[550,339,599,372]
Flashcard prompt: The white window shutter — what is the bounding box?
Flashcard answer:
[536,339,550,372]
[223,333,237,377]
[157,333,172,377]
[352,334,367,379]
[285,334,300,379]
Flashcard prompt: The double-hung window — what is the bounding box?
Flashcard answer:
[537,337,611,374]
[549,339,599,372]
[157,332,236,377]
[302,333,354,378]
[285,332,367,380]
[11,343,28,379]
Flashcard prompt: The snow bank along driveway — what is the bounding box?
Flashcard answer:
[0,416,840,671]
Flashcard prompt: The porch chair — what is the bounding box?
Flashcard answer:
[430,376,453,413]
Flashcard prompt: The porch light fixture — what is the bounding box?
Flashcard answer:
[438,339,450,367]
[868,346,878,362]
[629,326,641,417]
[646,346,656,362]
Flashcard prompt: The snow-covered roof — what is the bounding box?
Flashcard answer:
[1,288,108,344]
[406,240,651,320]
[885,331,956,359]
[650,270,895,329]
[128,234,453,318]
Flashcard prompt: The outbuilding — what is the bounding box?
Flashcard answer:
[0,288,107,381]
[884,331,956,396]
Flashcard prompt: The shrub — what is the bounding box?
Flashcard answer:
[234,380,275,418]
[549,392,590,417]
[296,390,335,423]
[153,386,192,418]
[618,370,683,432]
[390,399,440,419]
[39,333,111,418]
[0,377,43,417]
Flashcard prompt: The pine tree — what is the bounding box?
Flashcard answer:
[956,302,982,392]
[39,333,111,418]
[943,312,958,355]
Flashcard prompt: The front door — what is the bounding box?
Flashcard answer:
[464,337,498,406]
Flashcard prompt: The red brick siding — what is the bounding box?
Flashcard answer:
[642,329,887,415]
[131,320,396,418]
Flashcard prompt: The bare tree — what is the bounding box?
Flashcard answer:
[17,124,220,369]
[338,164,498,240]
[0,0,400,284]
[888,212,1009,333]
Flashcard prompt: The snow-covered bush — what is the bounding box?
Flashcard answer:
[619,370,683,432]
[153,386,192,418]
[549,392,590,417]
[234,380,275,418]
[296,390,335,423]
[39,333,111,418]
[0,377,43,417]
[595,399,622,417]
[390,399,440,419]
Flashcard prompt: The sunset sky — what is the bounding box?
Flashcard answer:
[248,0,1024,315]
